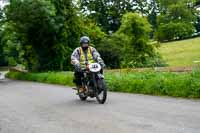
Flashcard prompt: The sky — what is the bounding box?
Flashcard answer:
[0,0,8,9]
[0,0,199,11]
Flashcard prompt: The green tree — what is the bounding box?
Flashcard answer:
[5,0,81,71]
[80,18,105,46]
[116,13,159,68]
[156,22,195,41]
[0,7,7,66]
[79,0,134,33]
[79,0,161,35]
[49,0,83,71]
[1,22,24,66]
[5,0,56,70]
[195,15,200,33]
[194,0,200,33]
[156,0,196,41]
[96,34,124,68]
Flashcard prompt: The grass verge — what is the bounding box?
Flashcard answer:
[6,71,74,86]
[6,70,200,98]
[106,71,200,98]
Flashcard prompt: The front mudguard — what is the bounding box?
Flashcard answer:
[97,73,104,79]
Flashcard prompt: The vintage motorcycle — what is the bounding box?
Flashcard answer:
[73,62,107,104]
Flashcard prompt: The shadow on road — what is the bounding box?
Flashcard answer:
[54,98,107,108]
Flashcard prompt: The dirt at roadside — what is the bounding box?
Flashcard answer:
[106,66,195,73]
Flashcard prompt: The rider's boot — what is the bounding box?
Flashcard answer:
[76,86,86,95]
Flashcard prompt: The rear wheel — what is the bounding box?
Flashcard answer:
[96,79,107,104]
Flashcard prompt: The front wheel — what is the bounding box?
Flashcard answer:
[79,94,87,101]
[77,86,88,101]
[96,79,107,104]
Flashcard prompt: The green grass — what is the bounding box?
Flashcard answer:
[7,70,200,98]
[6,71,74,86]
[159,37,200,67]
[105,71,200,98]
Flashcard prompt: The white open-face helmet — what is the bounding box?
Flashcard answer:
[80,36,90,45]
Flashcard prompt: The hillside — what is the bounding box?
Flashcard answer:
[159,37,200,67]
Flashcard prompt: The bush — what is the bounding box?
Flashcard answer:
[156,22,195,42]
[96,34,124,69]
[116,13,162,68]
[140,52,168,67]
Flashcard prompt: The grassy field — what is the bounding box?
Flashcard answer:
[159,37,200,67]
[7,70,200,98]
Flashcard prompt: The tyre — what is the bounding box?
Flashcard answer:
[96,79,107,104]
[79,94,87,101]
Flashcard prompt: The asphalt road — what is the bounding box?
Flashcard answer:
[0,79,200,133]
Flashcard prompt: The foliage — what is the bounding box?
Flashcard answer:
[80,18,106,46]
[96,34,124,69]
[0,32,5,66]
[4,0,81,71]
[0,8,6,66]
[116,12,160,68]
[1,22,24,66]
[139,51,167,67]
[156,0,196,41]
[96,12,166,68]
[51,0,83,71]
[79,0,134,33]
[7,70,200,98]
[156,22,195,41]
[106,70,200,98]
[7,71,74,86]
[194,12,200,33]
[1,0,199,70]
[79,0,161,34]
[0,35,6,66]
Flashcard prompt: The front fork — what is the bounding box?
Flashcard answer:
[92,73,98,91]
[80,72,88,93]
[92,72,104,95]
[78,72,103,95]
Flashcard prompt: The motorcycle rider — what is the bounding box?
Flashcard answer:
[71,36,105,93]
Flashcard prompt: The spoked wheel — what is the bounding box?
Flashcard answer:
[96,79,107,104]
